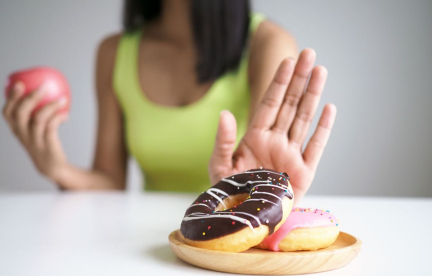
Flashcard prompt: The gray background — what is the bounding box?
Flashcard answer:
[0,0,431,196]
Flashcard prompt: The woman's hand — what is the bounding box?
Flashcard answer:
[2,82,69,180]
[209,49,337,203]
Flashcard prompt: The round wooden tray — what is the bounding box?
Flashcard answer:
[169,230,361,275]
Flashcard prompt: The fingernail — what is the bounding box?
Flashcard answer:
[58,97,67,106]
[220,110,228,116]
[13,82,24,95]
[36,89,46,96]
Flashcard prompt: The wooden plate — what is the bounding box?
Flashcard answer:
[168,230,362,275]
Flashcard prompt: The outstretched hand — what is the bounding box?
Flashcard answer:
[209,49,337,204]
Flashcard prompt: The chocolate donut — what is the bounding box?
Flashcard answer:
[180,168,294,252]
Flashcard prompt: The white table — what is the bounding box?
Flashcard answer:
[0,192,431,275]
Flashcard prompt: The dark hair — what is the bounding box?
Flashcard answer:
[123,0,251,83]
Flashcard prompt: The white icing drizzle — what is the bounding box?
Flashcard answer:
[221,179,271,187]
[187,203,211,210]
[232,170,285,177]
[185,212,207,217]
[217,211,262,225]
[206,188,229,209]
[253,184,288,190]
[183,214,255,231]
[251,191,282,201]
[243,198,278,206]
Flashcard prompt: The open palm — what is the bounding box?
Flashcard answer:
[209,49,337,204]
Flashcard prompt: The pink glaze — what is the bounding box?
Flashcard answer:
[261,208,339,251]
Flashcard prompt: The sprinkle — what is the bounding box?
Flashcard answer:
[327,210,330,212]
[336,224,339,226]
[202,220,204,222]
[203,232,205,235]
[266,220,269,223]
[331,220,333,222]
[321,213,323,215]
[237,187,240,189]
[257,208,261,211]
[272,188,274,190]
[208,226,211,230]
[262,201,265,203]
[232,221,235,225]
[212,211,215,213]
[279,177,282,180]
[230,210,232,212]
[196,202,198,204]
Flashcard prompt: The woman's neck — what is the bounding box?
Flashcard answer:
[152,0,193,45]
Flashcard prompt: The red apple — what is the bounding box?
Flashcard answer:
[5,67,71,114]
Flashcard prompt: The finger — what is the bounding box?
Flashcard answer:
[250,58,295,130]
[289,65,328,146]
[2,82,25,123]
[13,89,46,137]
[303,104,337,170]
[272,49,316,133]
[31,98,67,149]
[210,110,237,169]
[45,112,68,151]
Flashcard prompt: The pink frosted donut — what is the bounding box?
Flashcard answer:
[257,208,340,252]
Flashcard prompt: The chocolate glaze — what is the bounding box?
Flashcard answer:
[180,169,293,241]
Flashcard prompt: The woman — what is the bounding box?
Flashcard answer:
[2,0,336,203]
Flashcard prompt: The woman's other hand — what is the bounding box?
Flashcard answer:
[2,82,69,181]
[209,49,337,203]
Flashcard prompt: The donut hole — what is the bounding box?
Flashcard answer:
[215,193,249,211]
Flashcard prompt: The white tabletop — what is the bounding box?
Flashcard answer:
[0,192,431,275]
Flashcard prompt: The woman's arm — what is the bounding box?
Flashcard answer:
[2,34,127,190]
[53,34,128,190]
[248,21,298,118]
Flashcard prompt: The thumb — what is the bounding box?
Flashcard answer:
[210,110,237,169]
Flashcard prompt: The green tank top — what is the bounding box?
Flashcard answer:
[113,14,265,192]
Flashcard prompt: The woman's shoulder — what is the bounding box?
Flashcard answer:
[95,33,123,94]
[250,19,298,61]
[247,20,298,105]
[97,33,123,59]
[248,19,298,79]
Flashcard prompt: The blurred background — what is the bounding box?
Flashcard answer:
[0,0,431,197]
